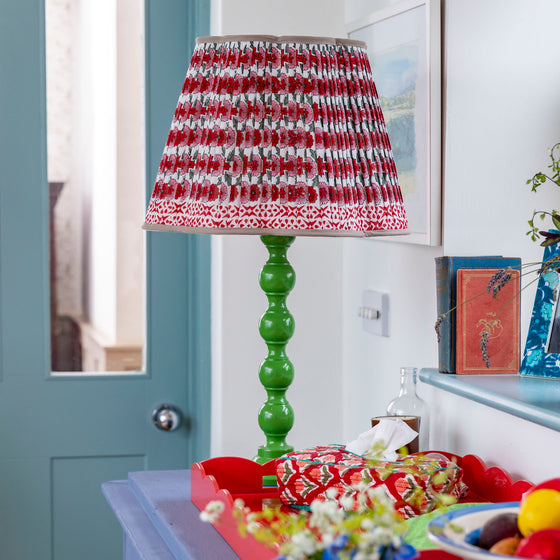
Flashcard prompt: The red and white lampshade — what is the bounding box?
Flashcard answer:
[143,35,407,236]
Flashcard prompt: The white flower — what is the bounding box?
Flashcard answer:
[292,530,318,554]
[355,481,369,493]
[360,517,376,531]
[360,526,393,548]
[199,500,224,523]
[207,500,224,513]
[281,529,319,560]
[353,552,381,560]
[339,495,355,511]
[199,511,216,522]
[366,485,390,503]
[309,499,345,532]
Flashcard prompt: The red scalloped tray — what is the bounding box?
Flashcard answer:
[191,452,533,560]
[191,457,279,559]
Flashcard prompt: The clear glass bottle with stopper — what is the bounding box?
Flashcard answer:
[386,367,429,453]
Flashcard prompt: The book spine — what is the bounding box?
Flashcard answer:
[435,257,454,373]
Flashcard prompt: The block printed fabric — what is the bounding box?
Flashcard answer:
[276,445,466,519]
[144,36,408,235]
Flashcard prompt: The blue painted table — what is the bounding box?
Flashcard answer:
[102,470,240,560]
[103,470,459,560]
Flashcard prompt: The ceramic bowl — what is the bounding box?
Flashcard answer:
[426,502,521,559]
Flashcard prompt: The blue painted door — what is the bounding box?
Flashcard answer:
[0,1,210,558]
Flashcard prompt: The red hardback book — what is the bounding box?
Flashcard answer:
[456,268,520,374]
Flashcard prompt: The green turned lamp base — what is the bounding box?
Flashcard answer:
[255,235,296,464]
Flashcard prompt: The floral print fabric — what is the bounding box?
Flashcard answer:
[276,445,466,519]
[144,37,408,235]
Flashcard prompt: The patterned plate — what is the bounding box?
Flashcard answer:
[427,502,520,559]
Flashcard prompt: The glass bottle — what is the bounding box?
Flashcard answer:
[386,367,429,452]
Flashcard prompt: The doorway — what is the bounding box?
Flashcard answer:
[0,1,211,557]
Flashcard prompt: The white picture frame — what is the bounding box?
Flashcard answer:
[347,0,442,246]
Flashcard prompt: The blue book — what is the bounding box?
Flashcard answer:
[435,256,521,373]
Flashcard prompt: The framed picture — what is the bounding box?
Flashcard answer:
[520,243,560,378]
[347,0,441,245]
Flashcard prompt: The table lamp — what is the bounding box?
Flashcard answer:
[143,35,408,463]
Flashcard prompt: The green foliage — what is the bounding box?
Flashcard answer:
[526,143,560,246]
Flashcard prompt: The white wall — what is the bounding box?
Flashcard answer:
[210,0,347,459]
[428,0,560,481]
[85,0,145,344]
[115,0,144,344]
[84,0,118,338]
[342,0,560,483]
[62,0,145,347]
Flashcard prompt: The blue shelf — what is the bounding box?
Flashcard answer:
[419,369,560,432]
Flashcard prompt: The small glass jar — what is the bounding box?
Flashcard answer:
[386,367,429,452]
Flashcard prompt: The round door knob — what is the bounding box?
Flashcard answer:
[152,404,181,431]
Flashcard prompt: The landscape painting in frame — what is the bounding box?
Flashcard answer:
[348,0,441,245]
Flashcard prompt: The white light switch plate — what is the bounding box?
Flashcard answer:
[360,290,389,337]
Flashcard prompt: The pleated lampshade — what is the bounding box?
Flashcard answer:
[143,35,407,236]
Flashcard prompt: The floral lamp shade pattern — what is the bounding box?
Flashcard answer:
[144,35,408,237]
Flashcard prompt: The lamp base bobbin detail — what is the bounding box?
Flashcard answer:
[255,235,296,464]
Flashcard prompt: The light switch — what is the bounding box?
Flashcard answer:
[359,290,389,337]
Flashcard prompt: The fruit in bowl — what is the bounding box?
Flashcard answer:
[478,512,521,549]
[516,530,560,559]
[490,536,522,555]
[518,488,560,537]
[475,478,560,558]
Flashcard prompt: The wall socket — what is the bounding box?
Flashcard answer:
[359,290,389,337]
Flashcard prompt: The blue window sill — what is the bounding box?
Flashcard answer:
[419,368,560,432]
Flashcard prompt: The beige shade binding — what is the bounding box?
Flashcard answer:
[196,35,367,49]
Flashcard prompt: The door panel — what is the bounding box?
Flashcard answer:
[0,0,210,558]
[52,455,146,559]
